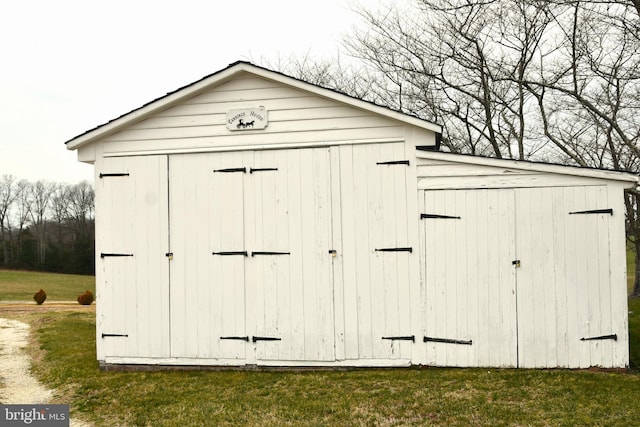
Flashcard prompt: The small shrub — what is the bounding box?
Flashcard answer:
[34,289,47,305]
[77,290,94,305]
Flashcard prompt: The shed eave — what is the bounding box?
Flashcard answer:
[65,61,442,151]
[417,150,638,186]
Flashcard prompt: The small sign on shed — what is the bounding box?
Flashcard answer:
[226,107,268,131]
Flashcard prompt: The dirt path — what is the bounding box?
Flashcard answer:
[0,318,53,404]
[0,304,94,426]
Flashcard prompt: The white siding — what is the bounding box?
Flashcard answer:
[101,75,408,156]
[417,157,614,189]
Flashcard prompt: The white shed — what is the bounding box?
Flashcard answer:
[66,61,637,369]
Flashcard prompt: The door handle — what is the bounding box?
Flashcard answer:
[512,259,521,268]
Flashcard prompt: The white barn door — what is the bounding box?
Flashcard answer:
[96,155,170,360]
[338,143,414,362]
[248,148,335,363]
[168,148,335,363]
[169,152,250,361]
[514,185,617,368]
[420,189,518,367]
[421,185,618,368]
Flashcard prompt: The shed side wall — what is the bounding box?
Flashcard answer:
[417,156,630,368]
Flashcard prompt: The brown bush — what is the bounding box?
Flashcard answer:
[33,289,47,305]
[77,290,94,305]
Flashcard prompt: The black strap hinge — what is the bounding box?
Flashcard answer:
[102,333,128,338]
[214,167,246,173]
[252,336,281,342]
[251,251,290,256]
[569,208,613,215]
[580,334,617,341]
[100,253,134,258]
[212,251,248,256]
[382,335,415,342]
[99,173,130,178]
[250,167,278,173]
[375,247,413,253]
[376,160,410,165]
[420,213,461,220]
[424,336,473,345]
[220,336,250,342]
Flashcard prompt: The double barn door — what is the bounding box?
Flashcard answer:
[98,148,335,363]
[169,149,335,363]
[98,143,414,365]
[421,186,614,368]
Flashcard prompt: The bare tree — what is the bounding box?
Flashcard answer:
[266,0,640,294]
[257,51,373,101]
[50,183,69,248]
[0,175,17,266]
[519,1,640,294]
[29,180,55,265]
[66,181,95,242]
[337,0,562,159]
[14,180,32,261]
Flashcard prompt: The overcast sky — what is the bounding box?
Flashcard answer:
[0,0,377,184]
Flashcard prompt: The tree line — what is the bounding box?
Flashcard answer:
[0,175,94,275]
[268,0,640,295]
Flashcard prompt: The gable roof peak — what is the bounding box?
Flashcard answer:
[65,60,441,150]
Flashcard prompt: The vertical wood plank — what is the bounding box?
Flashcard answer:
[337,145,360,360]
[330,147,346,361]
[607,182,630,367]
[353,145,374,358]
[243,151,258,365]
[284,149,305,360]
[551,187,569,367]
[98,156,169,360]
[563,187,581,367]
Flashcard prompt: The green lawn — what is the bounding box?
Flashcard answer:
[23,309,640,426]
[0,269,95,301]
[2,268,640,425]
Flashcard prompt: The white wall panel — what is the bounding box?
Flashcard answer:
[169,151,250,361]
[420,184,627,368]
[337,143,414,361]
[515,185,622,368]
[250,148,335,362]
[101,76,406,155]
[168,148,336,363]
[421,189,517,367]
[96,155,169,360]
